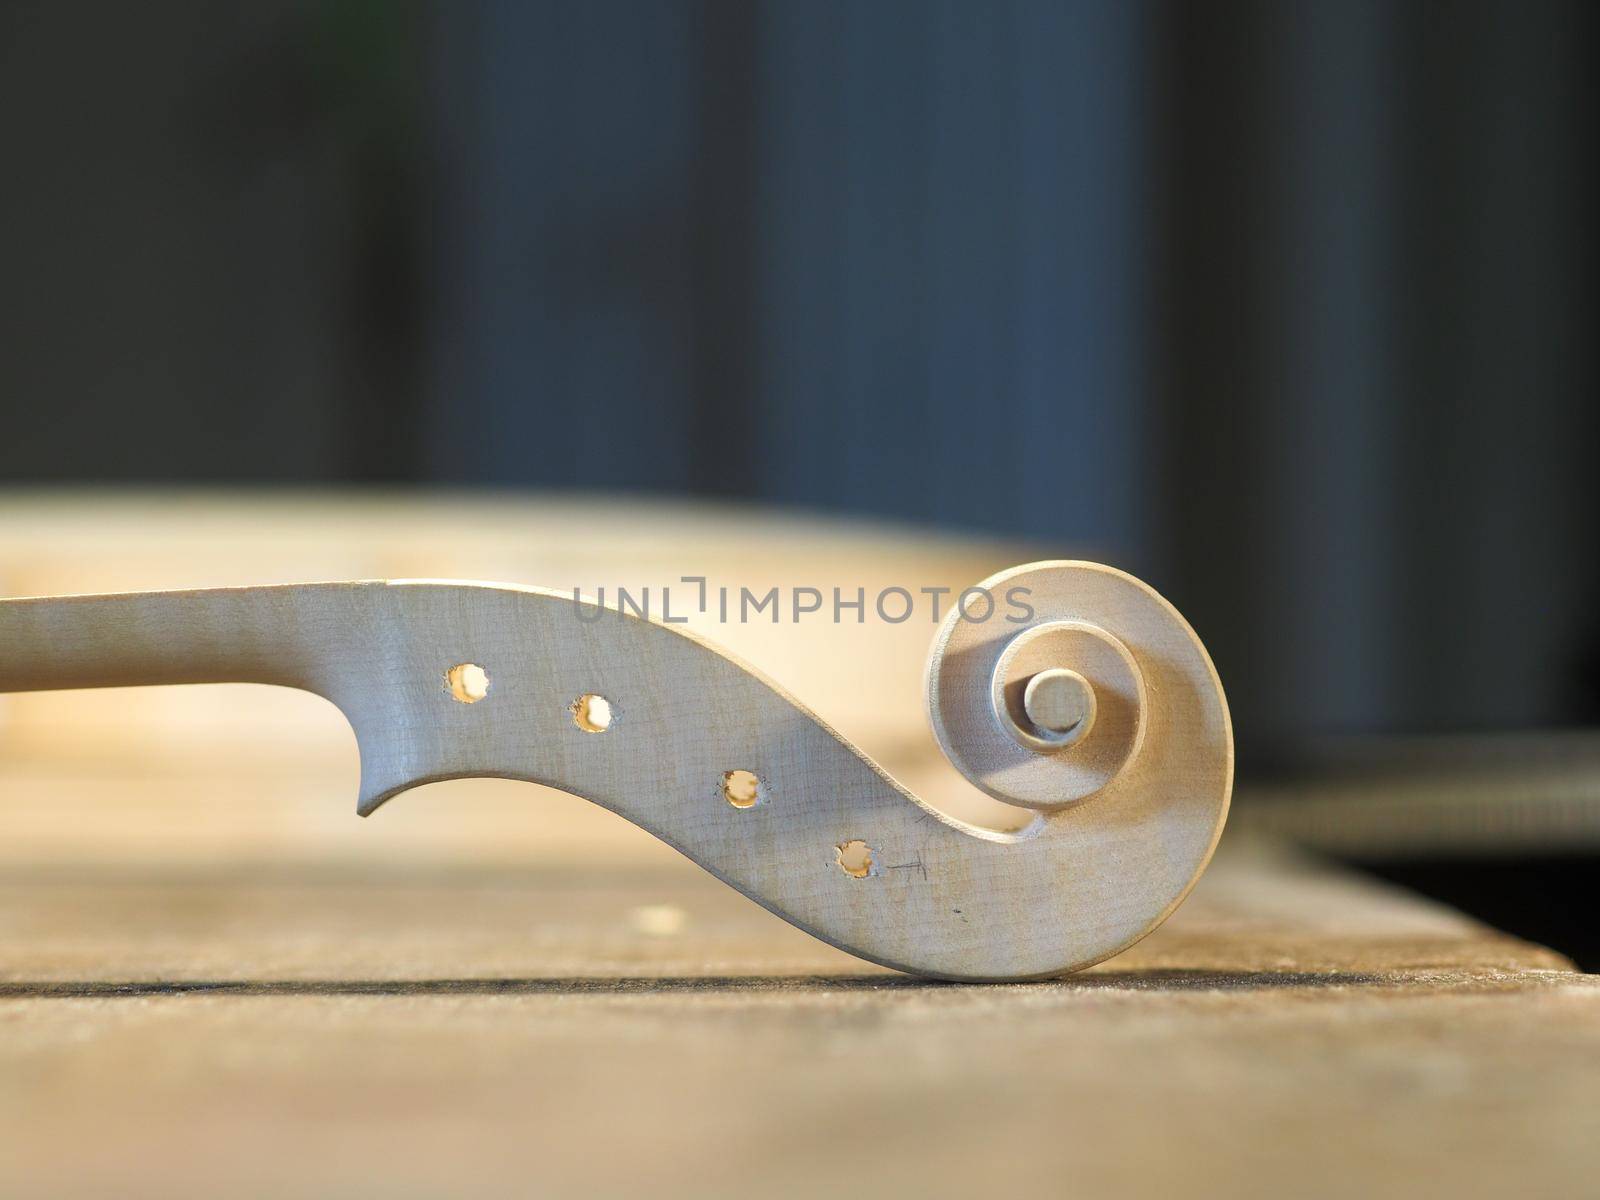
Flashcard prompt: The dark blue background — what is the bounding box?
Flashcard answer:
[1,0,1594,750]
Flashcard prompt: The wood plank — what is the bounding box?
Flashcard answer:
[0,840,1593,1198]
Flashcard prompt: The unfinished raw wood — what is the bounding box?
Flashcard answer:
[0,561,1232,979]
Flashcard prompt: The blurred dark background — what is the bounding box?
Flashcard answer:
[1,3,1596,949]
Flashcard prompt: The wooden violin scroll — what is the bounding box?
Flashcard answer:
[0,561,1231,980]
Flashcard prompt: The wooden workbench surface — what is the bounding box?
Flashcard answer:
[3,840,1595,1198]
[2,493,1596,1198]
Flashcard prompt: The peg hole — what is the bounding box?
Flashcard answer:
[571,693,613,733]
[722,769,763,809]
[836,839,875,879]
[446,663,491,704]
